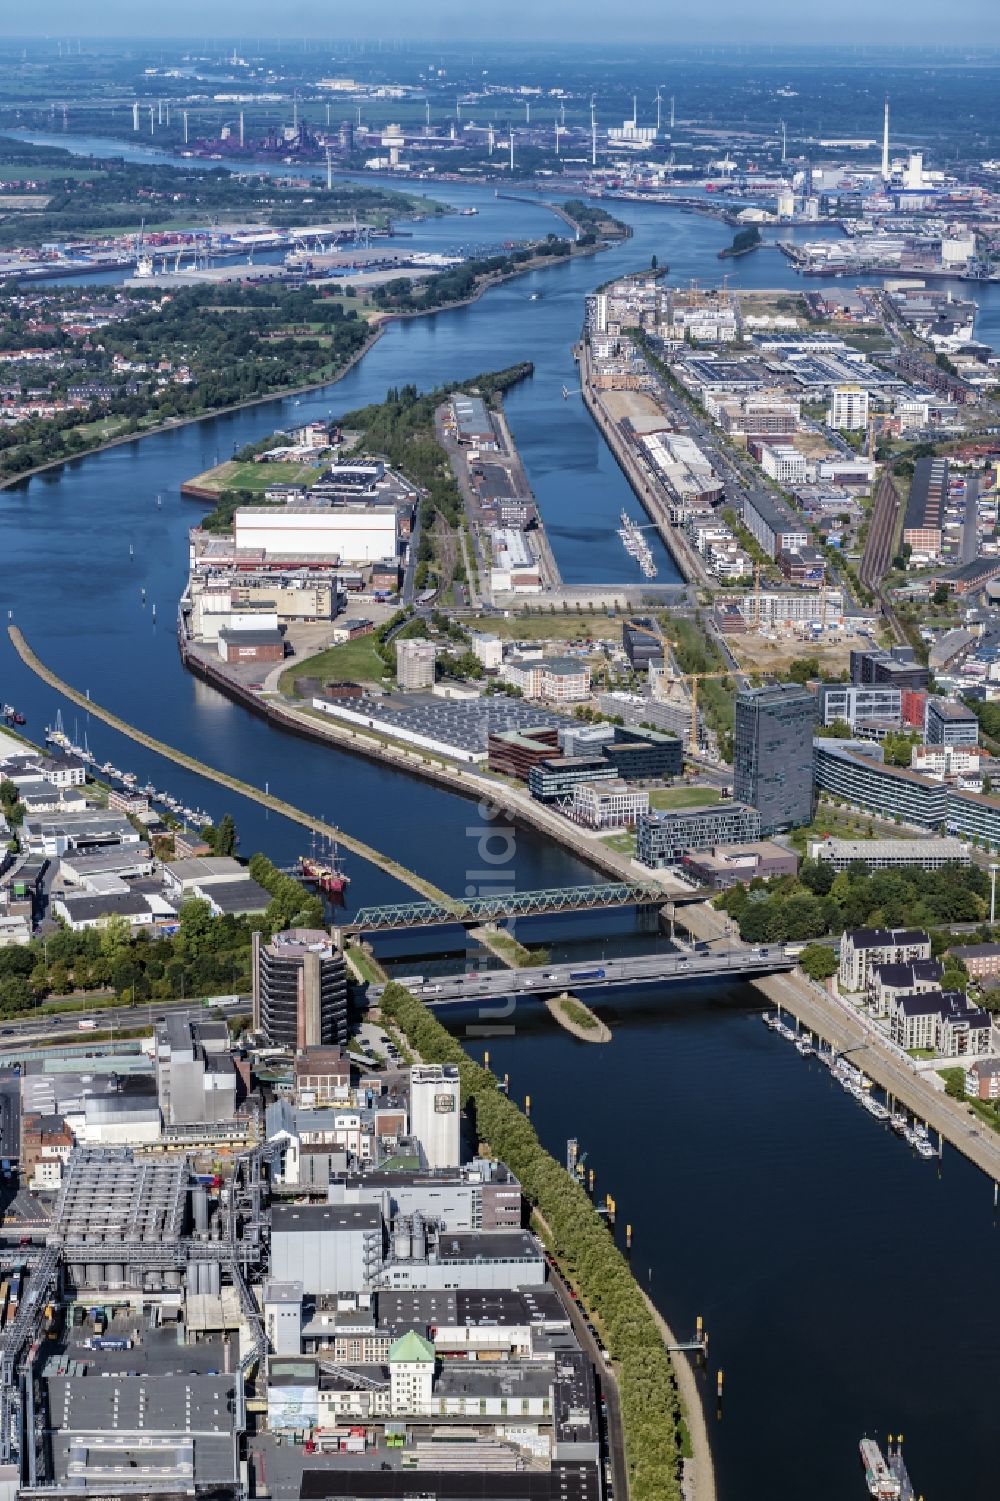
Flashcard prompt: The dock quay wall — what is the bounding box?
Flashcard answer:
[577,341,708,586]
[178,637,644,884]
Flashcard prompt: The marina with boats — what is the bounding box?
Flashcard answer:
[617,509,658,578]
[763,1012,940,1160]
[44,711,214,828]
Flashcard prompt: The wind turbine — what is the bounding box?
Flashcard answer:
[590,94,597,167]
[655,86,664,135]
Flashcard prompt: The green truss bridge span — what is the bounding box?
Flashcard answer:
[346,881,707,933]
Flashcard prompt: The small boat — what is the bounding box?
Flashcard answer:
[915,1138,937,1159]
[529,291,541,301]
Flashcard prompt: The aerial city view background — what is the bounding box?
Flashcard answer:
[0,11,997,1501]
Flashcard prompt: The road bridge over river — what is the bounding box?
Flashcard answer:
[369,944,796,1005]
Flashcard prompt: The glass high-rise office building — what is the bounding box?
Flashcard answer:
[733,683,815,835]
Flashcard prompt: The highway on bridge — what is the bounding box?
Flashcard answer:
[371,945,796,1006]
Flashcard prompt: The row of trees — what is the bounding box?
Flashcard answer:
[0,900,251,1015]
[715,858,990,945]
[379,981,683,1501]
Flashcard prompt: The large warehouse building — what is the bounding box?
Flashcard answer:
[233,505,398,565]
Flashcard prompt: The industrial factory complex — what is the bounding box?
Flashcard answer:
[0,1020,612,1501]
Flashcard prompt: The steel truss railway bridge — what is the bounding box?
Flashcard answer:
[346,881,706,933]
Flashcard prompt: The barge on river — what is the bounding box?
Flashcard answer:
[860,1436,915,1501]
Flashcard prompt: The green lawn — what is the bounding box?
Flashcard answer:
[600,829,637,855]
[648,786,722,810]
[186,457,327,496]
[281,636,389,695]
[938,1069,1000,1133]
[491,611,621,644]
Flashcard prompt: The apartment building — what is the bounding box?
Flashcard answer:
[839,927,932,993]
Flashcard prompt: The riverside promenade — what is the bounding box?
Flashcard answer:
[681,898,1000,1186]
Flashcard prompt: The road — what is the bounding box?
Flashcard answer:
[0,995,249,1052]
[540,1241,630,1501]
[371,946,795,1005]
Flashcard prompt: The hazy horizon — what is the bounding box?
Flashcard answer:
[0,2,995,48]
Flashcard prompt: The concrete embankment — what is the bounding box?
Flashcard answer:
[577,341,709,586]
[758,968,1000,1183]
[638,1288,716,1501]
[8,626,454,906]
[180,636,670,888]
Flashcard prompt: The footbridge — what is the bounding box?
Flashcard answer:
[369,944,796,1004]
[346,881,708,933]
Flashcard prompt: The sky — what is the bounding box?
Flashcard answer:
[2,1,997,47]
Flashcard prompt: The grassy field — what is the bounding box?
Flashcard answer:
[281,636,389,695]
[492,611,624,644]
[647,786,722,810]
[186,457,327,496]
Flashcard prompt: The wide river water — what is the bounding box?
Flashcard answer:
[3,136,1000,1498]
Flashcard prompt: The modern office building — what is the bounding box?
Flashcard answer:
[733,684,815,834]
[816,683,902,729]
[812,739,948,829]
[602,726,684,781]
[571,779,649,829]
[637,802,762,868]
[253,929,348,1049]
[622,618,663,671]
[409,1065,461,1170]
[850,645,929,692]
[528,755,618,804]
[924,696,979,747]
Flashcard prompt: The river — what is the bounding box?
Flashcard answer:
[3,136,1000,1500]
